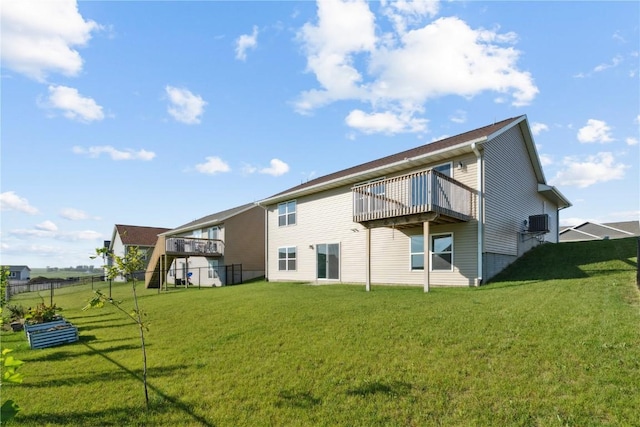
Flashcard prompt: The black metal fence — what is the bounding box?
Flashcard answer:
[5,276,107,305]
[5,263,260,303]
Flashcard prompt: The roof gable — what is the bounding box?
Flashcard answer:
[113,225,172,246]
[164,203,257,235]
[258,115,555,205]
[559,220,640,240]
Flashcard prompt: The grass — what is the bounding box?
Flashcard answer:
[2,238,639,426]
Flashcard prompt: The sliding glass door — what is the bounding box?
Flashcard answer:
[317,243,340,280]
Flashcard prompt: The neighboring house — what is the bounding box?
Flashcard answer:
[257,115,571,291]
[109,224,171,282]
[144,203,265,289]
[7,265,31,282]
[560,220,640,242]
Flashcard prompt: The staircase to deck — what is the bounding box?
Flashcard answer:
[145,236,175,289]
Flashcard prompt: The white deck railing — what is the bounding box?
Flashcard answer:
[352,170,475,223]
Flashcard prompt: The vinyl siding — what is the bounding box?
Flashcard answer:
[266,159,480,287]
[267,186,366,283]
[483,126,558,257]
[369,222,477,286]
[224,206,265,272]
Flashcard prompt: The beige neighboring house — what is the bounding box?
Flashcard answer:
[257,115,571,291]
[145,203,265,289]
[108,225,172,282]
[560,220,640,242]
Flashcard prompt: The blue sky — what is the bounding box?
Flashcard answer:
[1,0,638,268]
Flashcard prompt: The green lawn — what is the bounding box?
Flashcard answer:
[2,238,639,426]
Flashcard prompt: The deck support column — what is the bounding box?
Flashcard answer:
[423,221,430,293]
[365,227,371,292]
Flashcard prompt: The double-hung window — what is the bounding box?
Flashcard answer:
[431,233,453,271]
[278,247,296,271]
[278,201,296,227]
[410,235,424,270]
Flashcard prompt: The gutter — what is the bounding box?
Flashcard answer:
[471,142,484,286]
[258,136,489,206]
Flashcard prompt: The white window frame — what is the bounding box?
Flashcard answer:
[316,243,340,280]
[432,162,453,177]
[430,232,454,272]
[208,259,219,279]
[278,201,297,227]
[208,226,220,240]
[410,235,424,271]
[278,246,297,271]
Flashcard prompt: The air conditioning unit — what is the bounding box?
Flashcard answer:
[528,214,549,233]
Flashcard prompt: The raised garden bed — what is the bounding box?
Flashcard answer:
[25,318,79,349]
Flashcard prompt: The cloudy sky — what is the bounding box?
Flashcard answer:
[1,0,638,268]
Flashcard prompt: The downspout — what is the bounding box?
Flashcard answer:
[471,142,483,286]
[255,202,269,281]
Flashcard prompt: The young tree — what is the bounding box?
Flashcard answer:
[1,266,23,423]
[85,246,150,408]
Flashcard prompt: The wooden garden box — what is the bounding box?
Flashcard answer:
[25,319,79,349]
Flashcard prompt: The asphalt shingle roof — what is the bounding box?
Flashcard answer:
[114,225,172,246]
[268,116,522,199]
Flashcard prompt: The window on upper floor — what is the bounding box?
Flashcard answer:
[411,162,452,206]
[278,246,296,271]
[208,226,220,240]
[278,201,296,227]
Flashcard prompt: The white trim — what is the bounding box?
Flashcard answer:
[277,246,297,271]
[430,232,454,272]
[409,234,425,271]
[471,142,483,285]
[278,200,297,227]
[315,242,341,280]
[258,137,489,205]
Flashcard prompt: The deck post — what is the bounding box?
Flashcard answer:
[424,221,430,293]
[365,227,371,292]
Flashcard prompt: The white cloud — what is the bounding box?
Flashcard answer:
[296,4,538,134]
[42,85,104,122]
[0,191,39,214]
[72,145,155,161]
[577,119,614,143]
[0,0,101,81]
[626,137,638,146]
[381,0,440,34]
[530,122,549,136]
[165,86,207,124]
[260,159,290,176]
[60,207,100,220]
[593,55,622,73]
[241,164,258,175]
[345,109,427,134]
[235,25,259,61]
[539,154,553,166]
[8,227,101,241]
[551,152,628,188]
[35,220,58,232]
[449,110,467,124]
[296,0,376,110]
[370,17,537,108]
[195,157,231,175]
